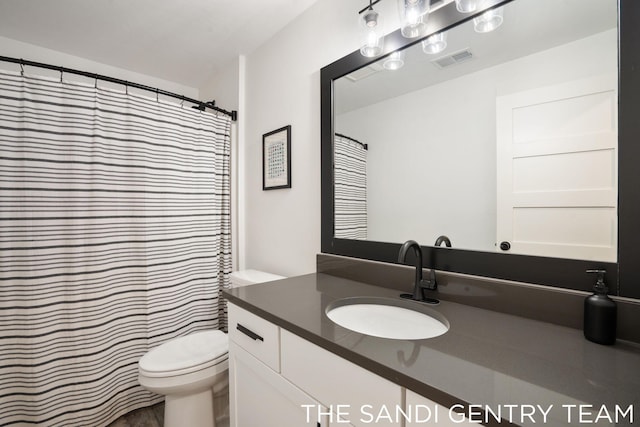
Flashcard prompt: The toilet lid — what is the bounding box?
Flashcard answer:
[229,270,285,286]
[139,330,228,373]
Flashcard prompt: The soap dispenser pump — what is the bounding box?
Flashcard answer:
[584,269,616,345]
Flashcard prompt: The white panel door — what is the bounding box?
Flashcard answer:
[496,74,617,262]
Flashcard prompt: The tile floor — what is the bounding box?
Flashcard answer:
[107,391,229,427]
[107,403,164,427]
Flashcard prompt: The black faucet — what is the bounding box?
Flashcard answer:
[434,235,452,247]
[397,240,438,304]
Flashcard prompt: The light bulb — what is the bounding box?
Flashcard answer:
[383,51,405,70]
[422,32,447,54]
[359,7,384,57]
[473,7,504,33]
[397,0,429,39]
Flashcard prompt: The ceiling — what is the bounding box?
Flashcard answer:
[0,0,321,88]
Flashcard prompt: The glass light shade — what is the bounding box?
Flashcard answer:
[473,7,504,33]
[455,0,480,13]
[359,8,384,57]
[397,0,429,39]
[421,32,447,54]
[383,51,405,70]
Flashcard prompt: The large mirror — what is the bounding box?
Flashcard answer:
[321,0,640,297]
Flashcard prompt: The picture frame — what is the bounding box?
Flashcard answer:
[262,125,291,190]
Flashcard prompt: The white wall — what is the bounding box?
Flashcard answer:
[240,0,393,277]
[0,36,198,98]
[336,29,616,252]
[338,74,497,251]
[200,59,240,112]
[200,58,243,271]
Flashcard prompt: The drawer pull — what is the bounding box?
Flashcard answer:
[237,323,264,341]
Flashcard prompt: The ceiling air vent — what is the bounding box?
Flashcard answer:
[344,62,385,82]
[432,48,473,69]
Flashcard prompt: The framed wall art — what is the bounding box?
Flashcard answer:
[262,125,291,190]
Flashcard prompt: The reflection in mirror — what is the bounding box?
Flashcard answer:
[334,0,617,262]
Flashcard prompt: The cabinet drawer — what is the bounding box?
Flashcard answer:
[228,303,280,372]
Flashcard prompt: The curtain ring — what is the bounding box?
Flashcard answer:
[94,74,98,89]
[19,62,24,76]
[156,88,159,102]
[125,82,128,95]
[59,67,64,83]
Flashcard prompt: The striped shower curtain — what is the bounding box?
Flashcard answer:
[0,70,232,426]
[334,134,367,239]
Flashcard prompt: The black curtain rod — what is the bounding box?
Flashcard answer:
[335,132,368,150]
[0,55,238,121]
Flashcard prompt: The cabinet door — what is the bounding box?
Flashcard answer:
[405,389,476,426]
[229,341,326,427]
[281,330,402,427]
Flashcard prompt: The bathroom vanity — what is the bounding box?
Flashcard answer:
[223,273,640,427]
[228,302,407,427]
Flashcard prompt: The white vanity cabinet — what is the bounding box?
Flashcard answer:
[228,302,474,427]
[228,303,325,427]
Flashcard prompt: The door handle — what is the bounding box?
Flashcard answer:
[236,323,264,341]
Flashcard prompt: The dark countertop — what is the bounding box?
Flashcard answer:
[223,273,640,427]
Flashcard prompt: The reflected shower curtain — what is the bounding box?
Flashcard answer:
[0,70,232,426]
[334,134,367,239]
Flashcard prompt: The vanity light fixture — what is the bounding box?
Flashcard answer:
[359,0,385,57]
[422,32,447,54]
[357,0,502,58]
[383,50,405,70]
[473,6,504,33]
[397,0,430,38]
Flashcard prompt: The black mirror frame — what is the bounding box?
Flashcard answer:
[321,0,640,298]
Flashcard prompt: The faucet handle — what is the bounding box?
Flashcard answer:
[419,275,437,291]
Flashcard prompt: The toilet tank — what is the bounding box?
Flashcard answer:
[229,269,285,287]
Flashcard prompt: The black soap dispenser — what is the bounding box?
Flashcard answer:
[584,269,616,345]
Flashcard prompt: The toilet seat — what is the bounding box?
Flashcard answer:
[137,272,283,427]
[139,330,228,378]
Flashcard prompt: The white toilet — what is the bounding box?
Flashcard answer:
[137,270,285,427]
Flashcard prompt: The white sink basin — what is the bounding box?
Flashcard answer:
[326,297,449,340]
